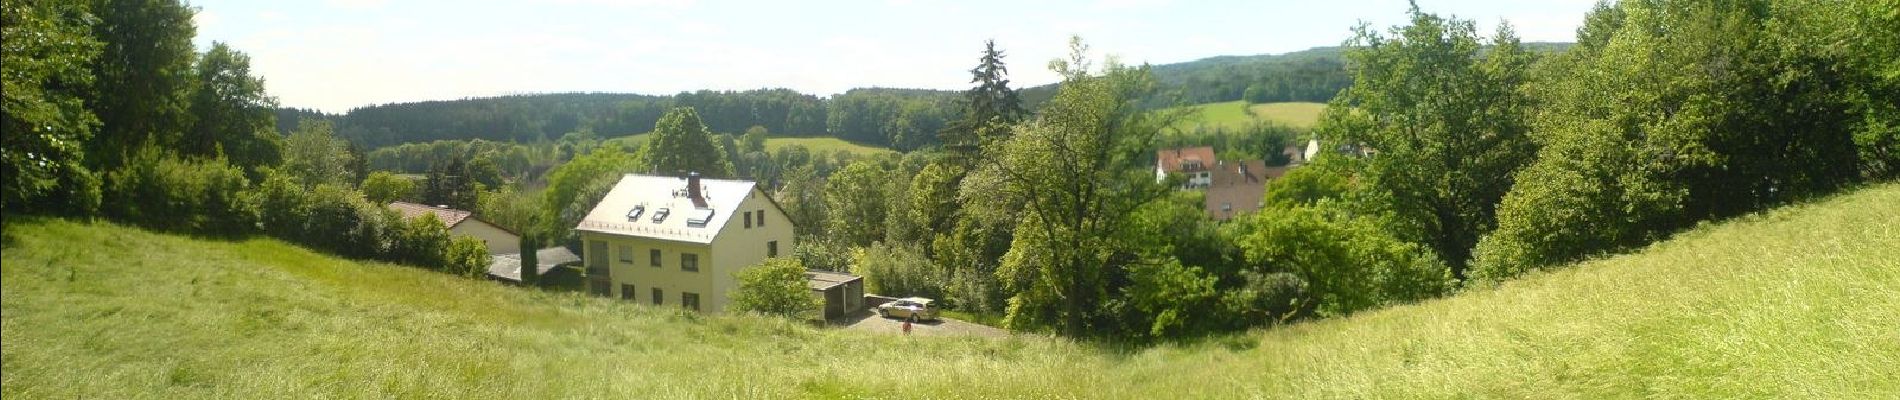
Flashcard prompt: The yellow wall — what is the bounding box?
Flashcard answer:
[452,219,520,254]
[580,187,795,313]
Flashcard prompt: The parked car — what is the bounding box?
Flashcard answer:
[876,297,939,321]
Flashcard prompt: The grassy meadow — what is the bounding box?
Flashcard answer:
[1163,101,1326,133]
[4,183,1897,398]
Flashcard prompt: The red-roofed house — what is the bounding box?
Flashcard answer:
[1156,146,1218,189]
[1206,160,1292,220]
[387,201,520,254]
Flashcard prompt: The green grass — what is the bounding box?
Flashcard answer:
[601,133,894,157]
[764,136,896,157]
[6,183,1899,398]
[1162,101,1326,133]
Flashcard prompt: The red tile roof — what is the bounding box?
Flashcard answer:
[1156,146,1217,174]
[387,201,474,228]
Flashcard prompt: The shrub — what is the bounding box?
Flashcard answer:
[443,236,490,277]
[730,257,819,319]
[103,150,252,235]
[852,242,943,300]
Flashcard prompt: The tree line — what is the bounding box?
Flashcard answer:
[3,0,496,279]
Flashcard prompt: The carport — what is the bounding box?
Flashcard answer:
[806,270,864,321]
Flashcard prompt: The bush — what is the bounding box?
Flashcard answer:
[852,242,943,299]
[103,150,252,235]
[359,171,416,204]
[443,236,490,277]
[730,257,819,319]
[1219,271,1312,327]
[387,213,451,267]
[1236,205,1450,317]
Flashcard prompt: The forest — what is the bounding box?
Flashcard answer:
[4,0,1896,343]
[269,43,1363,152]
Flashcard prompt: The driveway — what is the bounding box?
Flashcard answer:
[835,309,1008,338]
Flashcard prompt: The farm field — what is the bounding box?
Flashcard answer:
[1163,101,1327,133]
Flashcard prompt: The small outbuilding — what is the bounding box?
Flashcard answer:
[488,247,582,283]
[387,201,520,254]
[806,270,865,321]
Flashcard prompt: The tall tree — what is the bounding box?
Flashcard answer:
[423,157,476,210]
[84,0,198,169]
[184,42,281,171]
[2,0,104,214]
[983,37,1172,337]
[281,119,356,188]
[642,107,732,177]
[1320,7,1538,279]
[942,40,1027,159]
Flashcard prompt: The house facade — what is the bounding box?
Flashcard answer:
[575,173,795,313]
[388,201,520,254]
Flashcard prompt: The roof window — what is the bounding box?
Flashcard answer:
[651,207,670,223]
[686,209,716,227]
[626,205,645,221]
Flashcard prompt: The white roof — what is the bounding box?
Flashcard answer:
[575,174,757,244]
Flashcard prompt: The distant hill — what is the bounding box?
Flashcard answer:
[279,44,1571,150]
[5,181,1892,397]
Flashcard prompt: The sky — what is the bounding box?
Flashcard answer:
[189,0,1600,113]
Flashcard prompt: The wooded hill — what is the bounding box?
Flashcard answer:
[275,44,1418,150]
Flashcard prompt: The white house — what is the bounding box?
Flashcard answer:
[574,173,796,313]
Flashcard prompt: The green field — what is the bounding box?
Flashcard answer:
[5,183,1897,398]
[602,133,894,157]
[763,136,897,156]
[1163,101,1326,133]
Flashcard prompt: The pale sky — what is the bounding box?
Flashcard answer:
[188,0,1599,112]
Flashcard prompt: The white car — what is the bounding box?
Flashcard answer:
[876,297,939,321]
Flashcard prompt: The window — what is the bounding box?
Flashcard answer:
[617,245,633,263]
[650,207,670,223]
[651,288,664,305]
[649,249,661,267]
[682,292,700,311]
[682,253,699,272]
[744,211,752,228]
[620,284,635,300]
[768,241,779,258]
[756,210,766,227]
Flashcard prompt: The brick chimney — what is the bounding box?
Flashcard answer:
[687,172,706,208]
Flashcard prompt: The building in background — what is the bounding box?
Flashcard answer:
[388,201,519,254]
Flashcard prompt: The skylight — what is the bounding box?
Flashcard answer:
[686,209,716,227]
[651,207,670,223]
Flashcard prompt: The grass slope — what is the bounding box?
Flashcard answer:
[5,184,1898,398]
[1164,101,1326,133]
[602,133,894,157]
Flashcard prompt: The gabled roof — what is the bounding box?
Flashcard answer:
[1157,146,1217,173]
[574,174,761,244]
[388,201,474,228]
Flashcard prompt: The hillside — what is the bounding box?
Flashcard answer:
[5,183,1896,398]
[1162,101,1327,133]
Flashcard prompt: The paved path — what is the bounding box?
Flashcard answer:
[835,309,1008,338]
